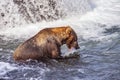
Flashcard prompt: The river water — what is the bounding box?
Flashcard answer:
[0,0,120,80]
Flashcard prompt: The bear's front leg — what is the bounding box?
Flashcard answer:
[50,44,62,59]
[47,38,62,59]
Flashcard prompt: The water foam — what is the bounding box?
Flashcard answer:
[81,0,120,25]
[0,62,17,76]
[0,61,50,79]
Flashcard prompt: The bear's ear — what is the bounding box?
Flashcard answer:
[66,27,72,34]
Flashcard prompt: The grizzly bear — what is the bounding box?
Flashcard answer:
[13,26,79,61]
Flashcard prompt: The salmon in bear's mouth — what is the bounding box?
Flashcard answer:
[62,47,80,57]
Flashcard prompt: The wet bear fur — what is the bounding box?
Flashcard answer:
[13,26,79,61]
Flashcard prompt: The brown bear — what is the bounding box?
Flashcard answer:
[13,26,80,61]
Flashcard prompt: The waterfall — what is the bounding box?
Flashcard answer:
[0,0,91,28]
[1,0,119,41]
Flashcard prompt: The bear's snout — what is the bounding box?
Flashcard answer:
[74,41,80,49]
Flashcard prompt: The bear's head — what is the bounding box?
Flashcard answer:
[62,26,80,50]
